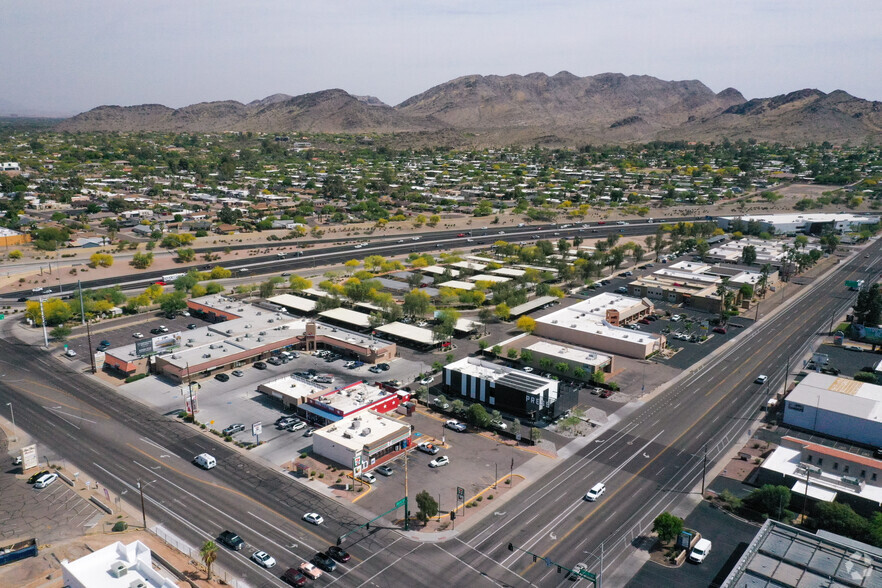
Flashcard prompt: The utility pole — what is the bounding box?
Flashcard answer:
[404,436,410,531]
[186,363,195,418]
[137,479,147,529]
[700,442,708,496]
[801,467,811,523]
[85,318,96,374]
[38,298,49,348]
[78,279,86,326]
[495,463,498,489]
[784,356,790,393]
[6,402,17,444]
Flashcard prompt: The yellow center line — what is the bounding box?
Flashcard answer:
[523,329,778,573]
[125,444,334,548]
[7,381,110,419]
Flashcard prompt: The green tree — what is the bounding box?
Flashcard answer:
[289,275,312,291]
[813,502,869,541]
[403,289,433,318]
[259,277,283,298]
[199,540,218,580]
[176,248,196,262]
[520,349,533,363]
[415,490,439,523]
[25,299,73,326]
[130,252,154,269]
[50,325,72,341]
[746,485,791,519]
[741,245,757,265]
[89,253,114,268]
[158,292,188,315]
[468,403,490,428]
[652,512,684,543]
[854,284,882,327]
[495,302,511,321]
[205,282,224,295]
[209,266,232,279]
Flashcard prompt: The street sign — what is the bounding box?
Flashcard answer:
[395,498,407,508]
[457,487,465,500]
[252,422,262,436]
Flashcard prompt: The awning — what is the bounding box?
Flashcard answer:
[299,403,343,422]
[791,480,837,501]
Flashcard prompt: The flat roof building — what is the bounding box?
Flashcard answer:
[267,293,317,314]
[718,213,880,235]
[523,340,613,378]
[443,357,558,419]
[312,411,412,473]
[375,321,438,348]
[302,381,408,426]
[257,374,325,409]
[61,540,178,588]
[783,372,882,447]
[534,295,664,359]
[318,307,372,330]
[757,435,882,517]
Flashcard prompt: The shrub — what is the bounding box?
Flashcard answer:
[112,521,128,532]
[300,452,308,459]
[125,373,148,383]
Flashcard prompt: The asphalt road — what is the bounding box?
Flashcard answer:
[2,237,878,586]
[3,218,696,300]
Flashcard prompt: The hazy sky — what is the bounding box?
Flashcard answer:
[4,0,881,116]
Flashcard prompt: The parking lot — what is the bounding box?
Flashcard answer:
[353,408,541,516]
[117,350,431,466]
[62,311,206,363]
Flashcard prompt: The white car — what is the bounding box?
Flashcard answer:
[357,471,376,484]
[429,456,450,468]
[445,420,467,432]
[251,551,276,568]
[302,512,324,525]
[34,473,58,489]
[64,349,77,357]
[585,482,606,501]
[132,332,144,338]
[419,376,434,386]
[522,366,534,373]
[288,421,306,432]
[755,375,768,384]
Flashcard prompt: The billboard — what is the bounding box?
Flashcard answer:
[21,444,38,471]
[852,324,882,344]
[135,332,183,356]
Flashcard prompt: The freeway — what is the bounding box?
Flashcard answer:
[441,241,882,586]
[2,217,700,300]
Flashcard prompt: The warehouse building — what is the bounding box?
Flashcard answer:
[312,411,412,473]
[443,357,558,419]
[783,372,882,447]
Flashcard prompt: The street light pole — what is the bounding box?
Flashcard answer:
[38,298,49,348]
[137,479,147,529]
[6,402,17,444]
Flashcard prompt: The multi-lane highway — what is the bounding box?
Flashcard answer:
[2,218,700,300]
[0,235,875,586]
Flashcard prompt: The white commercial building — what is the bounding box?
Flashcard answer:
[534,294,664,359]
[312,411,411,472]
[718,213,879,235]
[61,540,178,588]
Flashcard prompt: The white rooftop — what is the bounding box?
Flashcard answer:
[267,293,317,313]
[423,265,460,277]
[436,280,476,291]
[469,274,510,283]
[258,374,324,401]
[525,341,611,367]
[451,261,486,271]
[787,372,882,421]
[318,307,372,329]
[310,382,397,414]
[375,321,436,345]
[492,267,526,277]
[61,540,177,588]
[315,411,410,452]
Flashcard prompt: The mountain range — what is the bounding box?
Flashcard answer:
[55,72,882,145]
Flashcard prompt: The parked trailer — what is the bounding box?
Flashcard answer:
[0,538,38,566]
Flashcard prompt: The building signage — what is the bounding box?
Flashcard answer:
[135,339,154,357]
[853,324,882,344]
[136,332,183,356]
[252,422,262,436]
[21,444,38,471]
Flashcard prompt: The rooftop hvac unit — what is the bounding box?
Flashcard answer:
[129,580,147,588]
[360,428,371,436]
[203,353,211,358]
[226,329,232,334]
[342,432,352,439]
[109,562,128,578]
[257,338,264,342]
[259,331,266,336]
[188,338,195,343]
[268,319,274,323]
[171,354,178,359]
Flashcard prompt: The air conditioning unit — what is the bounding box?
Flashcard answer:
[109,562,127,578]
[203,353,211,358]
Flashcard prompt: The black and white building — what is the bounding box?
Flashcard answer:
[442,357,559,419]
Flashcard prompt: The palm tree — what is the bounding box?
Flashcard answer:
[200,540,218,580]
[716,277,731,325]
[757,264,771,298]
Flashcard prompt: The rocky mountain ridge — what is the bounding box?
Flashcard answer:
[55,72,882,145]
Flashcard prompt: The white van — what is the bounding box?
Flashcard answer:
[689,538,712,563]
[585,483,606,501]
[194,453,216,470]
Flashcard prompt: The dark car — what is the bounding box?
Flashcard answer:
[17,297,28,302]
[281,567,308,587]
[97,343,111,351]
[187,323,197,330]
[378,363,390,371]
[327,545,351,563]
[712,326,727,334]
[150,328,162,335]
[27,470,50,484]
[253,361,267,370]
[215,373,230,382]
[312,552,337,572]
[218,530,244,551]
[600,390,614,399]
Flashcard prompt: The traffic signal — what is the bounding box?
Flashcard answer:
[557,566,562,574]
[450,511,456,521]
[532,554,537,563]
[336,537,342,546]
[365,522,370,530]
[507,543,513,552]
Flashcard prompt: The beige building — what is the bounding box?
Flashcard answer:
[534,294,664,359]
